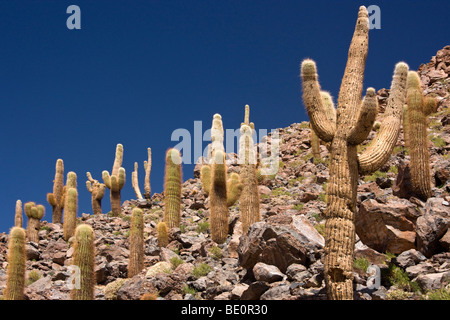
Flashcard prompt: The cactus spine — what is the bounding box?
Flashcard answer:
[15,200,23,228]
[5,227,26,300]
[239,105,260,234]
[128,208,144,278]
[86,172,106,215]
[163,148,182,228]
[63,187,78,241]
[24,202,45,243]
[102,144,126,216]
[156,221,169,248]
[300,6,408,300]
[404,71,434,200]
[47,159,65,224]
[70,224,95,300]
[144,147,152,200]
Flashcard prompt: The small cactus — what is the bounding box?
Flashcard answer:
[200,165,211,196]
[102,144,126,216]
[70,224,95,300]
[63,188,78,241]
[163,148,182,229]
[128,208,144,278]
[15,200,23,228]
[5,227,26,300]
[24,202,45,243]
[47,159,65,224]
[156,221,169,248]
[86,172,106,215]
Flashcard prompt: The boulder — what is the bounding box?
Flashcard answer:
[253,263,285,283]
[394,249,427,269]
[415,271,450,291]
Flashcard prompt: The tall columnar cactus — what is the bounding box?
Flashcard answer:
[70,224,95,300]
[63,188,78,241]
[144,147,152,200]
[210,150,229,244]
[164,148,182,228]
[15,200,23,228]
[24,202,45,243]
[404,71,434,200]
[156,221,169,248]
[132,162,144,200]
[86,172,106,215]
[128,208,144,278]
[47,159,65,224]
[300,6,408,300]
[4,227,26,300]
[103,144,126,216]
[239,105,260,235]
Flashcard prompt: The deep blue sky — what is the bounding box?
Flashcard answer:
[0,1,449,233]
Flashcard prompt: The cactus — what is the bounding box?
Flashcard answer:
[102,144,126,216]
[156,221,169,248]
[210,150,229,244]
[144,147,152,200]
[128,208,144,278]
[4,227,26,300]
[24,202,45,243]
[86,172,106,215]
[226,172,243,207]
[404,71,434,200]
[310,125,321,160]
[239,105,260,235]
[47,159,65,224]
[132,162,144,200]
[163,148,182,228]
[66,171,77,189]
[70,224,95,300]
[300,6,408,300]
[63,188,78,241]
[15,200,23,228]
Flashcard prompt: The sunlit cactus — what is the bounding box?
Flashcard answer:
[24,202,45,243]
[128,208,144,278]
[63,188,78,241]
[163,148,182,228]
[15,200,23,228]
[86,172,106,215]
[4,227,26,300]
[102,143,126,216]
[47,159,65,224]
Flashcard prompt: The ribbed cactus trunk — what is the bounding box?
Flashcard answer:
[144,147,152,200]
[405,71,433,200]
[310,126,321,161]
[157,221,169,247]
[128,208,144,278]
[24,202,45,243]
[103,144,126,216]
[300,6,408,300]
[164,148,182,228]
[210,150,229,244]
[132,162,144,200]
[71,224,95,300]
[47,159,65,224]
[15,200,23,228]
[86,172,105,215]
[63,188,78,241]
[5,227,26,300]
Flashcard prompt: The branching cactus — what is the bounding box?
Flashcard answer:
[239,105,260,235]
[5,227,26,300]
[164,148,182,228]
[24,202,45,243]
[86,172,106,215]
[102,144,126,216]
[404,71,435,200]
[156,221,169,248]
[128,208,144,277]
[144,147,152,200]
[47,159,65,224]
[300,6,408,300]
[15,200,23,228]
[132,162,144,200]
[70,224,95,300]
[63,188,78,241]
[310,92,336,162]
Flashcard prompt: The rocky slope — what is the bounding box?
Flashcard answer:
[0,47,449,300]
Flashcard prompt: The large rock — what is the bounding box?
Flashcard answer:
[237,214,324,273]
[394,249,427,269]
[252,263,285,283]
[416,198,449,257]
[355,199,419,254]
[415,271,450,291]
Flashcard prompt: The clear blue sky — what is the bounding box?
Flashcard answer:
[0,0,449,233]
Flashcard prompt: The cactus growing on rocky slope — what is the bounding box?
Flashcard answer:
[164,148,182,228]
[131,162,144,200]
[47,159,65,224]
[86,172,106,215]
[404,71,434,200]
[4,227,26,300]
[210,149,229,243]
[24,202,45,243]
[70,224,95,300]
[300,6,408,299]
[144,147,152,200]
[63,187,78,241]
[103,144,126,216]
[15,200,23,228]
[128,208,144,277]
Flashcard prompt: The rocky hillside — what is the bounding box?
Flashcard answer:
[0,47,449,301]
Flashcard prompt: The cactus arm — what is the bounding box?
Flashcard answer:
[300,59,336,142]
[15,200,23,228]
[226,173,243,207]
[112,143,124,176]
[358,62,408,175]
[347,88,378,145]
[132,162,143,200]
[144,147,152,199]
[200,165,211,196]
[86,181,93,193]
[102,170,111,189]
